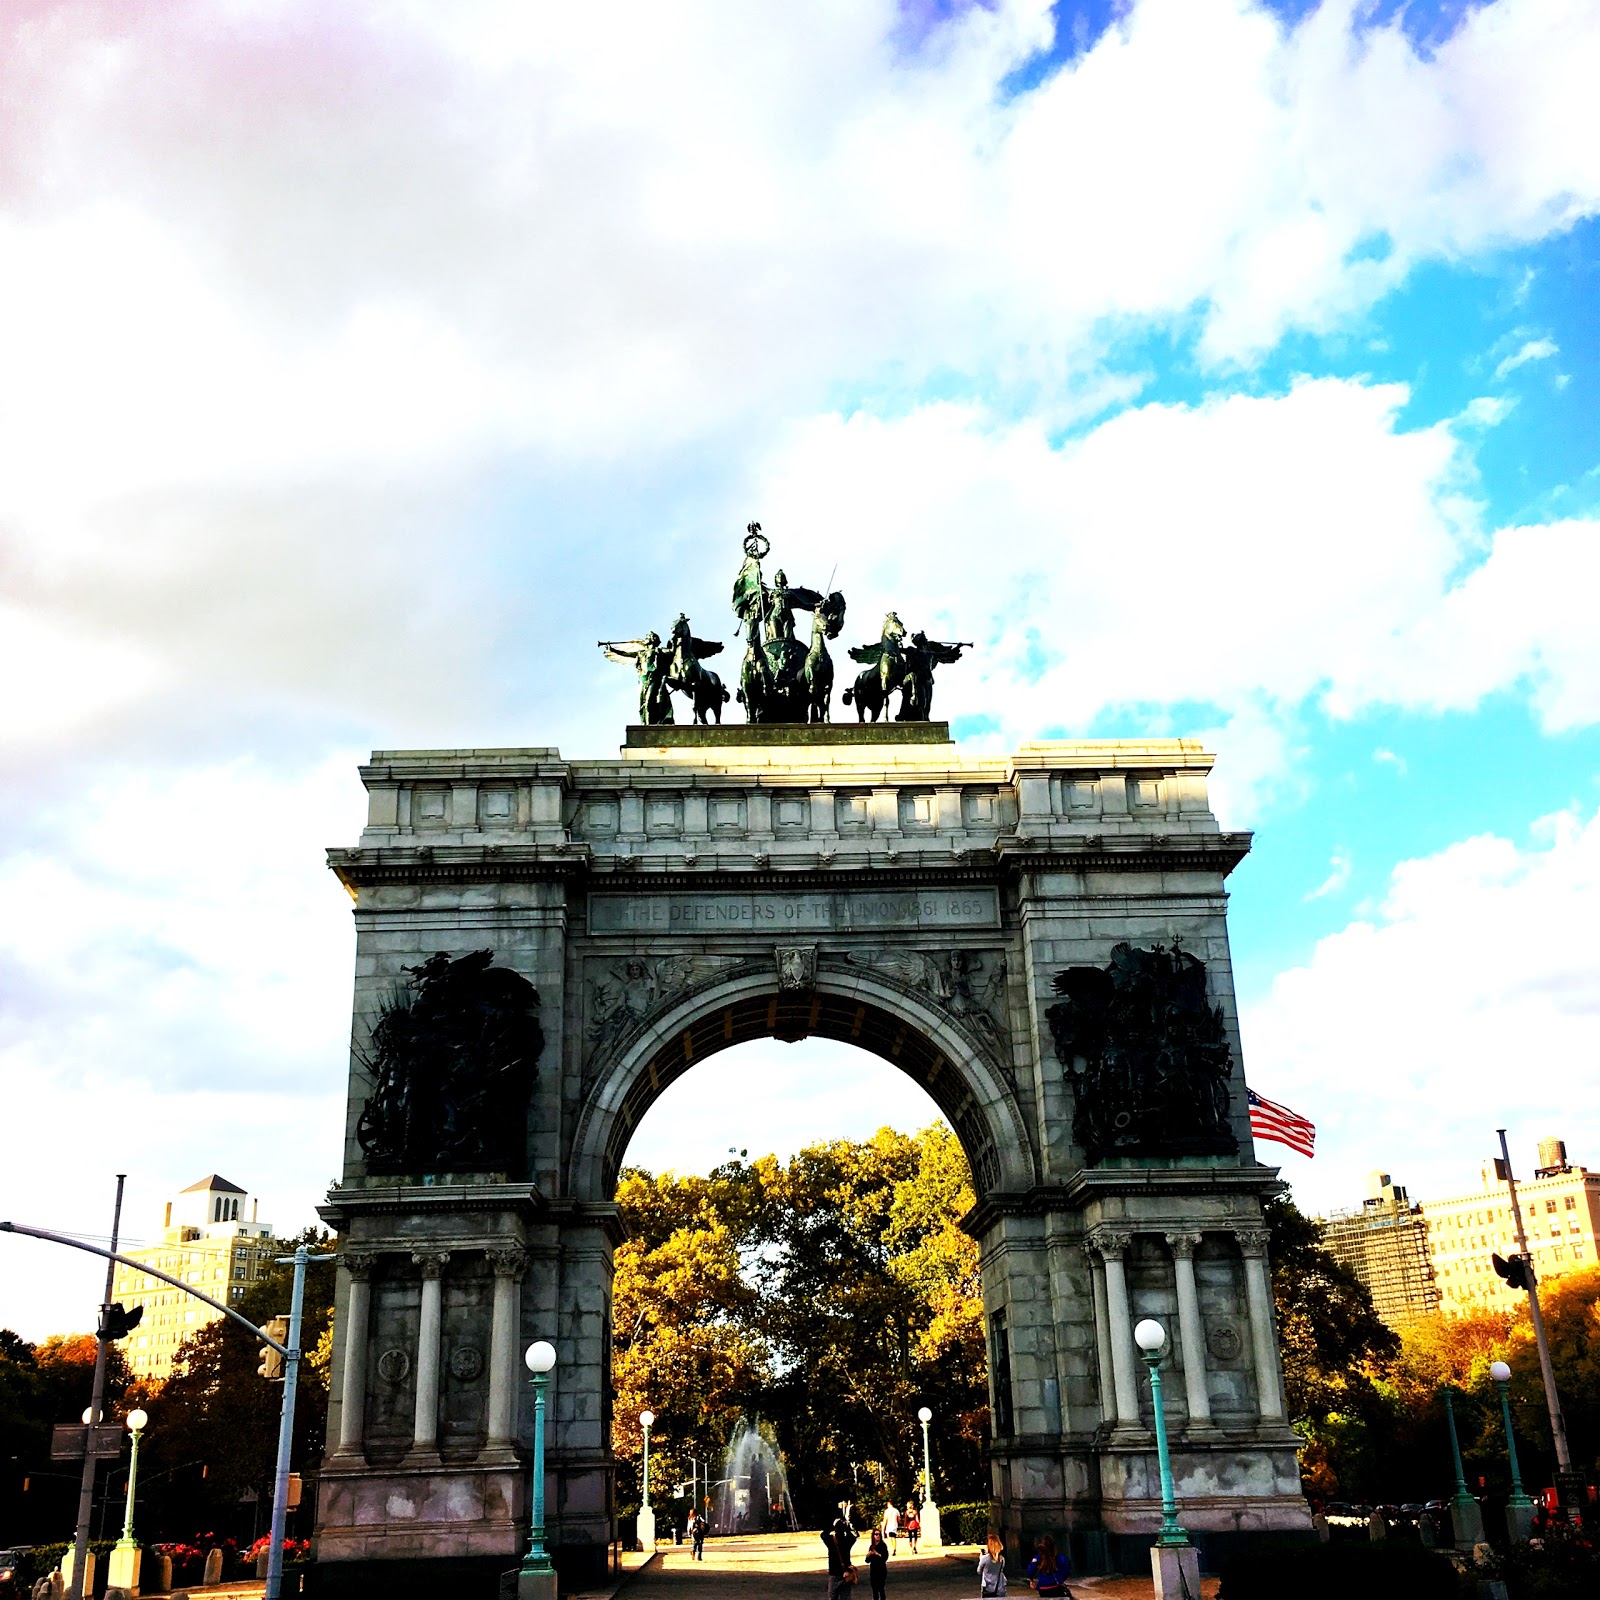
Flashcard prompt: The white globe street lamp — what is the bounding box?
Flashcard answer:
[1133,1318,1199,1600]
[108,1408,149,1592]
[1489,1359,1534,1537]
[637,1410,658,1552]
[519,1341,559,1594]
[914,1407,942,1551]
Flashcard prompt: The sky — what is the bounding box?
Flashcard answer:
[3,0,1600,1340]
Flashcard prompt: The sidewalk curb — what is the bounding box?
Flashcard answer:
[570,1547,657,1600]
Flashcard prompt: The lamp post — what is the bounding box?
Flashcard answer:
[1490,1360,1535,1543]
[107,1409,148,1593]
[518,1341,558,1600]
[1133,1319,1200,1600]
[637,1410,657,1552]
[1440,1386,1484,1547]
[915,1407,942,1550]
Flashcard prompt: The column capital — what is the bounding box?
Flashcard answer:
[488,1245,530,1280]
[1164,1231,1203,1259]
[1234,1228,1271,1257]
[412,1249,451,1279]
[343,1249,379,1280]
[1089,1228,1132,1259]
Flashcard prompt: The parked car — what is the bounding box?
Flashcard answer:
[0,1549,33,1600]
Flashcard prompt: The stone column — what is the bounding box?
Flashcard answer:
[1090,1230,1140,1427]
[1088,1247,1116,1426]
[486,1247,529,1450]
[1236,1229,1286,1423]
[1165,1232,1212,1428]
[334,1251,377,1458]
[412,1250,451,1454]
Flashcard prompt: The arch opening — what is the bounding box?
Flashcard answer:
[590,983,1015,1201]
[604,1032,996,1532]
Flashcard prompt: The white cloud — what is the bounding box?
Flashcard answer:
[0,1,1594,772]
[746,377,1600,816]
[1304,851,1353,901]
[1495,337,1560,379]
[1373,747,1408,775]
[1242,803,1600,1214]
[0,0,1594,496]
[0,756,363,1337]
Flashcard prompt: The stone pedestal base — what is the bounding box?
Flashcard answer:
[1151,1544,1201,1599]
[516,1566,557,1600]
[637,1505,657,1549]
[107,1544,141,1591]
[315,1460,523,1564]
[920,1501,942,1552]
[1450,1498,1485,1548]
[1505,1502,1535,1544]
[61,1550,93,1596]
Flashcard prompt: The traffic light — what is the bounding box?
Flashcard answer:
[1492,1252,1535,1291]
[258,1316,290,1381]
[101,1302,143,1340]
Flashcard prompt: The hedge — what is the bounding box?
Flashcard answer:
[1218,1537,1460,1600]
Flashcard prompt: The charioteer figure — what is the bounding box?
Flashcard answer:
[731,524,846,723]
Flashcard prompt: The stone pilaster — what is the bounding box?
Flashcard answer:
[1235,1230,1285,1423]
[1090,1229,1140,1428]
[411,1250,451,1456]
[1088,1245,1116,1428]
[1164,1232,1213,1428]
[333,1250,377,1459]
[486,1247,529,1451]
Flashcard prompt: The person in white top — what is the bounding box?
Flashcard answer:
[882,1502,900,1553]
[976,1533,1008,1596]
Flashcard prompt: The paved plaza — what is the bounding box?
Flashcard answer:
[613,1534,1220,1600]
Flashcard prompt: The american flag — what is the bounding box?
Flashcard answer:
[1247,1089,1316,1158]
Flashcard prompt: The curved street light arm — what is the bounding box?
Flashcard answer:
[0,1219,299,1353]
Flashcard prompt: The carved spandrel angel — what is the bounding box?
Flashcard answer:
[587,955,717,1052]
[847,948,1008,1044]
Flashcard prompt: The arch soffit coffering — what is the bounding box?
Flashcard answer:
[566,965,1038,1203]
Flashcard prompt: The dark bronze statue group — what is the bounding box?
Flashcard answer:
[600,524,970,725]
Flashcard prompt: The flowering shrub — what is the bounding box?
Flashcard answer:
[246,1536,311,1563]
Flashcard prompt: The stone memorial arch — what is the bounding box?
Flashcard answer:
[311,724,1310,1597]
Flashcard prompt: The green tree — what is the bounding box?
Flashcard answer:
[0,1332,133,1545]
[610,1124,988,1525]
[130,1228,336,1541]
[1264,1195,1401,1499]
[611,1171,771,1511]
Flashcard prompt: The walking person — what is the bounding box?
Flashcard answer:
[977,1533,1008,1597]
[691,1508,707,1560]
[882,1501,900,1554]
[904,1503,921,1554]
[1026,1534,1071,1598]
[822,1510,858,1600]
[865,1525,889,1600]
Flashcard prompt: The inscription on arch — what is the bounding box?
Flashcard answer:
[588,886,1000,934]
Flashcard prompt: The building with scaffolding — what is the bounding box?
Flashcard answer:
[1319,1172,1440,1331]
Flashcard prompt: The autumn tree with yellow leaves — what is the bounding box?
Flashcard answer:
[611,1124,989,1523]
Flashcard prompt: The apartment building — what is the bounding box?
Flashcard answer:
[111,1174,276,1382]
[1423,1138,1600,1314]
